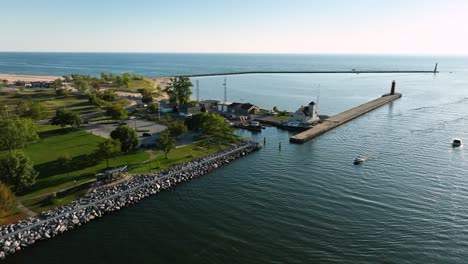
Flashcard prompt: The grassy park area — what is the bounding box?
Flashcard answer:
[0,90,99,118]
[0,123,240,222]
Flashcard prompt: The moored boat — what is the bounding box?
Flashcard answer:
[452,138,462,147]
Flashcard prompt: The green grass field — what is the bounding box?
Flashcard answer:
[0,90,98,118]
[1,124,240,224]
[113,78,156,92]
[19,125,149,200]
[130,136,241,173]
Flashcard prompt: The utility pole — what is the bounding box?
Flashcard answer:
[157,101,160,120]
[196,80,200,102]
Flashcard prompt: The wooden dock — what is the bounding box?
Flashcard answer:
[290,93,402,144]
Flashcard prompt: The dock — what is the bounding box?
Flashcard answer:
[290,93,402,144]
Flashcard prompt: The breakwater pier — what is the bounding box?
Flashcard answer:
[290,93,402,144]
[0,141,261,260]
[181,70,438,78]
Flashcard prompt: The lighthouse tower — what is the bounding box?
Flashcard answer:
[307,101,319,124]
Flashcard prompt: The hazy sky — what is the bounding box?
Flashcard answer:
[1,0,467,54]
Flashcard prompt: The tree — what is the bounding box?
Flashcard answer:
[167,120,187,137]
[185,113,232,136]
[51,78,64,91]
[106,103,128,120]
[0,151,38,192]
[16,101,47,120]
[157,129,176,159]
[139,88,154,104]
[96,139,121,168]
[27,102,48,120]
[73,79,90,93]
[101,89,118,102]
[0,182,16,215]
[0,118,39,153]
[273,106,280,113]
[110,125,140,153]
[50,108,82,128]
[165,76,193,105]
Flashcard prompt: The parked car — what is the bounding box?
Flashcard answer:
[142,132,152,137]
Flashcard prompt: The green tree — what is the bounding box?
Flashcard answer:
[110,125,140,153]
[51,78,64,90]
[273,106,280,112]
[56,88,69,96]
[0,151,38,192]
[167,120,187,137]
[50,108,82,128]
[0,118,39,153]
[73,79,90,93]
[100,72,109,81]
[96,139,121,168]
[101,89,118,102]
[0,182,16,216]
[139,88,154,104]
[165,76,193,104]
[27,101,48,120]
[106,103,128,120]
[157,129,176,159]
[185,113,232,136]
[16,101,47,120]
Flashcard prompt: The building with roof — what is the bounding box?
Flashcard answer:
[227,102,260,116]
[288,101,319,125]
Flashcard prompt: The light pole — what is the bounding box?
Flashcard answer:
[157,101,160,120]
[4,105,8,119]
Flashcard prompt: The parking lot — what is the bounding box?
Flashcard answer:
[83,118,167,146]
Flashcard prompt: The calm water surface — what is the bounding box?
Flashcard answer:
[1,54,468,263]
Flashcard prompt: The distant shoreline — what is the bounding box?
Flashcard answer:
[0,74,172,89]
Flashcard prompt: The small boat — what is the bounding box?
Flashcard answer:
[353,156,365,165]
[452,139,462,147]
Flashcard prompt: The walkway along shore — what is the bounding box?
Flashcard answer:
[0,140,262,260]
[180,70,437,77]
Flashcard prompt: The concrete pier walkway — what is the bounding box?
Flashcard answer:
[290,93,402,144]
[181,71,436,78]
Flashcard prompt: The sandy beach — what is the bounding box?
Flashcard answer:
[0,74,60,83]
[0,74,172,89]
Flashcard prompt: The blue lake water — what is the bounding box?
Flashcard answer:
[1,53,468,263]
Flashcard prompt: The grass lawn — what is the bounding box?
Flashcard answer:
[129,136,241,174]
[113,78,156,92]
[21,182,94,213]
[1,126,241,224]
[0,90,98,118]
[19,125,149,200]
[272,114,290,121]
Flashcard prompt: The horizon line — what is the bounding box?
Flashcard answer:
[1,51,468,57]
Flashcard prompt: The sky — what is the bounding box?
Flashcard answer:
[1,0,468,54]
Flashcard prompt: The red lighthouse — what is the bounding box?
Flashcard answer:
[390,80,396,95]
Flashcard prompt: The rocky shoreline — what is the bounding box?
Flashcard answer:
[0,140,261,260]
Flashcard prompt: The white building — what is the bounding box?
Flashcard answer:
[288,101,319,125]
